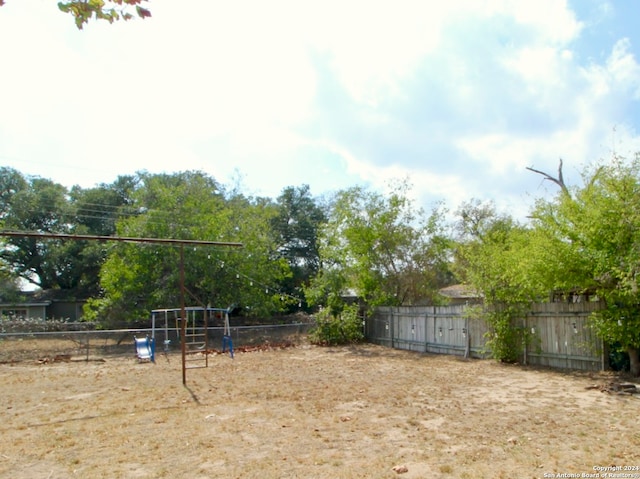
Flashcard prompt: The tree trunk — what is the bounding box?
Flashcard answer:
[628,346,640,377]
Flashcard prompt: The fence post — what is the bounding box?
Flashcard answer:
[390,309,395,349]
[424,312,428,353]
[523,315,528,366]
[433,306,437,354]
[464,314,470,359]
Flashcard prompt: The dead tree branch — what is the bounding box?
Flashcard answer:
[526,158,569,195]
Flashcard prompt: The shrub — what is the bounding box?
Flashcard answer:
[482,305,527,363]
[309,304,365,346]
[0,316,96,333]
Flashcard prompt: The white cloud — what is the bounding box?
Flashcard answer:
[508,0,582,44]
[303,1,447,106]
[604,38,640,98]
[1,0,639,224]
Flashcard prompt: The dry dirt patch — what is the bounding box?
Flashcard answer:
[0,344,638,479]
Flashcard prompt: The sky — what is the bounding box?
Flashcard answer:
[1,0,640,221]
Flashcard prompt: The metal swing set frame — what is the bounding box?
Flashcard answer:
[149,305,235,363]
[0,231,242,385]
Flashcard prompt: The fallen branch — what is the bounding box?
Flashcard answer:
[585,382,639,395]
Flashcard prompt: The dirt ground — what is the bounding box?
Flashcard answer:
[1,342,639,479]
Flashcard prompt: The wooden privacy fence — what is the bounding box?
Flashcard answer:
[366,301,607,371]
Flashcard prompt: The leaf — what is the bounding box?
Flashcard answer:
[136,6,151,18]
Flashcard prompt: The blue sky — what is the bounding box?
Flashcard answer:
[1,0,640,220]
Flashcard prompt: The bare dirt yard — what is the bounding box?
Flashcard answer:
[1,341,639,479]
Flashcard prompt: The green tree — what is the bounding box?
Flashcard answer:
[0,167,28,222]
[454,200,542,362]
[70,175,137,236]
[64,176,138,296]
[0,171,75,290]
[0,167,28,299]
[88,171,291,322]
[530,156,640,375]
[307,181,452,314]
[271,185,326,311]
[0,169,136,296]
[0,261,21,304]
[217,191,293,316]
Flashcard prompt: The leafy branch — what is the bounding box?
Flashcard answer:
[58,0,151,29]
[0,1,151,30]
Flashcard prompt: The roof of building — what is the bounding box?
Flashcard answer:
[0,301,51,307]
[28,289,88,302]
[438,284,482,299]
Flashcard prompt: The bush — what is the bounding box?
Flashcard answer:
[309,304,365,346]
[482,306,527,363]
[608,343,631,372]
[0,316,96,333]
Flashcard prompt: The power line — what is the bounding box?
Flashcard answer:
[234,268,303,305]
[6,203,224,233]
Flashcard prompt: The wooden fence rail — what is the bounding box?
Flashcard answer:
[366,301,607,371]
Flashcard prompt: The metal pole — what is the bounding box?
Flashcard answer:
[0,230,243,248]
[204,304,209,368]
[180,244,187,385]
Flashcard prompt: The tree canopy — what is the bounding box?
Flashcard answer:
[530,155,640,375]
[4,156,640,372]
[452,157,640,372]
[453,200,540,362]
[0,169,329,322]
[85,171,292,321]
[270,185,326,312]
[0,168,135,295]
[306,181,453,314]
[2,169,88,292]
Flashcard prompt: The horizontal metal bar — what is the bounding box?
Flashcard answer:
[0,230,243,247]
[0,328,152,337]
[0,322,314,339]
